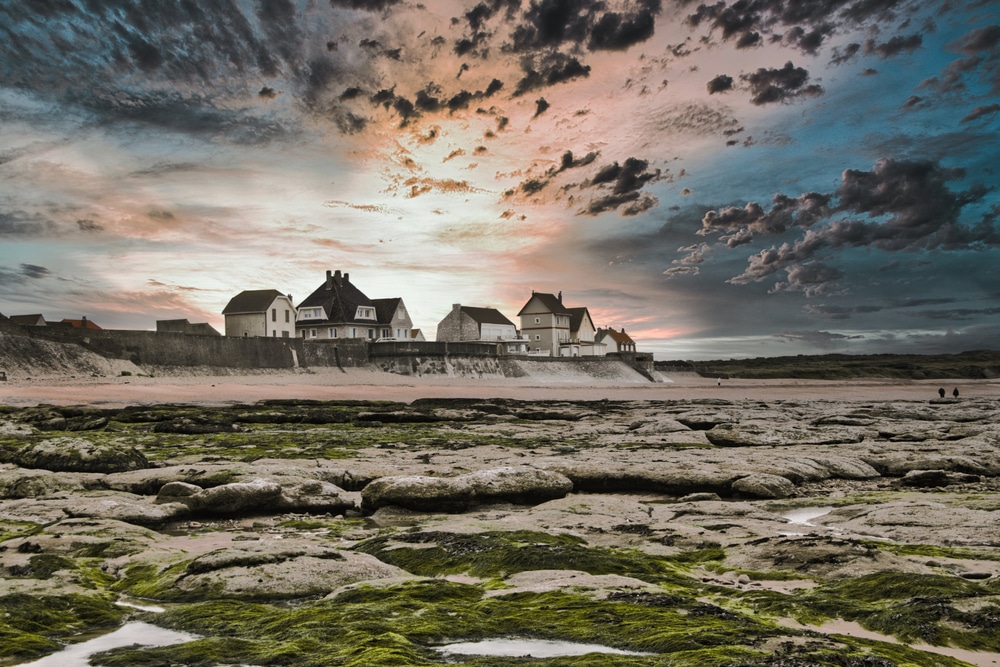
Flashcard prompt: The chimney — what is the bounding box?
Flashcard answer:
[452,303,462,314]
[343,272,349,284]
[325,270,333,289]
[557,291,562,303]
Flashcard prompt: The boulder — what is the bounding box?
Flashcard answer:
[63,491,190,525]
[706,423,864,447]
[164,478,283,515]
[272,476,356,514]
[361,466,572,513]
[731,473,796,499]
[172,542,414,599]
[0,467,90,498]
[14,437,148,473]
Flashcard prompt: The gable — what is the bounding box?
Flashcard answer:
[517,292,570,316]
[223,289,287,315]
[462,306,515,327]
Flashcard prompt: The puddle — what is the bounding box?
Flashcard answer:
[115,599,166,613]
[435,638,653,658]
[17,621,196,667]
[781,506,833,526]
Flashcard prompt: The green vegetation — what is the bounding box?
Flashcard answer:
[0,593,125,661]
[658,350,1000,380]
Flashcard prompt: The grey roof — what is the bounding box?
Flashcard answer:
[9,314,46,326]
[222,290,288,315]
[567,307,593,334]
[461,306,515,327]
[517,292,571,316]
[297,271,375,325]
[372,297,402,324]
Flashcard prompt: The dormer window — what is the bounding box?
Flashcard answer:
[356,306,376,320]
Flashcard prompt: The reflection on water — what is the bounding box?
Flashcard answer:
[18,622,196,667]
[435,638,654,658]
[781,507,833,526]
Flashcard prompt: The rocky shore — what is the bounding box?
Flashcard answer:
[1,395,999,666]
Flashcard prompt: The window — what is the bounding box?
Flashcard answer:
[367,329,374,339]
[356,306,376,320]
[329,328,337,338]
[534,334,540,341]
[271,308,276,322]
[534,317,540,324]
[310,329,317,338]
[285,310,290,323]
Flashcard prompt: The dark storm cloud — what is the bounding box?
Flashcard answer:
[0,211,57,237]
[506,152,659,216]
[513,52,591,96]
[830,42,861,65]
[84,90,292,145]
[863,33,922,59]
[803,303,884,320]
[19,264,51,279]
[707,74,733,94]
[328,0,404,10]
[683,0,914,57]
[699,158,996,294]
[741,62,824,105]
[578,157,661,216]
[922,24,1000,97]
[509,0,662,53]
[77,219,103,232]
[962,103,1000,123]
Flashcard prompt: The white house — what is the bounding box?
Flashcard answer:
[222,290,296,338]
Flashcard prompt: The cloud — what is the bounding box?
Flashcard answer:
[19,263,51,279]
[707,74,734,94]
[741,62,824,105]
[0,210,57,237]
[961,103,1000,123]
[509,0,662,53]
[513,52,591,96]
[864,33,923,59]
[701,158,995,294]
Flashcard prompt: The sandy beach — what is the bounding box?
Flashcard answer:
[1,367,996,407]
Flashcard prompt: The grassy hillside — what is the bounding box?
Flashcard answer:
[655,350,1000,380]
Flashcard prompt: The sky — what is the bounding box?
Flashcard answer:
[1,0,998,360]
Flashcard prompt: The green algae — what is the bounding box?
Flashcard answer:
[0,592,125,661]
[83,579,981,667]
[353,530,722,584]
[739,572,1000,654]
[0,519,41,542]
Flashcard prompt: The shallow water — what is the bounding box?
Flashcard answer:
[782,506,833,525]
[17,621,196,667]
[435,638,654,658]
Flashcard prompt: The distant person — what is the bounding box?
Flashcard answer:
[938,387,946,398]
[717,378,721,387]
[953,387,959,398]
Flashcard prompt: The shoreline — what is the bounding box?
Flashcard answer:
[1,369,996,407]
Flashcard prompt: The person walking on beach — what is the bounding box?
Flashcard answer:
[953,387,959,398]
[938,387,946,398]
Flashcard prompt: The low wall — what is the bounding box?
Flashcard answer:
[8,326,655,382]
[29,328,303,369]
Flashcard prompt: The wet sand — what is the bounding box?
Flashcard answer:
[0,368,995,407]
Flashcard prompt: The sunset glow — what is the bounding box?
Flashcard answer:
[1,0,998,359]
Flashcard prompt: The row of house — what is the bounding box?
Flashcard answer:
[4,269,638,358]
[222,269,637,357]
[222,270,422,343]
